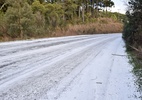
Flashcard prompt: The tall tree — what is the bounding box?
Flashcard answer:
[64,0,77,21]
[44,3,64,28]
[0,10,7,38]
[103,0,114,13]
[5,0,34,38]
[123,0,142,45]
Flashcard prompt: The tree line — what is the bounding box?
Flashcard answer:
[123,0,142,48]
[0,0,115,39]
[123,0,142,95]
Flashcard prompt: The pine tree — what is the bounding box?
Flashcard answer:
[0,11,7,38]
[44,3,64,28]
[5,0,34,38]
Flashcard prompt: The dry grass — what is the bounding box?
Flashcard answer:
[0,18,123,42]
[53,18,123,37]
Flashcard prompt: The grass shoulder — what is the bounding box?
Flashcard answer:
[127,48,142,97]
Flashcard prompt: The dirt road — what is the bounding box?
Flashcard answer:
[0,34,140,100]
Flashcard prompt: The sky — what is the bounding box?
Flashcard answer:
[110,0,128,14]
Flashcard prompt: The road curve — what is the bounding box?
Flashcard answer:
[0,34,140,100]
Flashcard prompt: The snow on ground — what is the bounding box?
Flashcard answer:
[0,34,140,100]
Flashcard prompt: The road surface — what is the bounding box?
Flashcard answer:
[0,34,140,100]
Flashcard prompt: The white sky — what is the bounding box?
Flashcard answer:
[110,0,128,14]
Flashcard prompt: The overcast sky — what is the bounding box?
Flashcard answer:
[111,0,128,14]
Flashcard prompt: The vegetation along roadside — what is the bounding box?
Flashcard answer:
[0,0,125,41]
[123,0,142,98]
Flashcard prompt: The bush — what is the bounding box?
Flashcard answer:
[5,0,35,38]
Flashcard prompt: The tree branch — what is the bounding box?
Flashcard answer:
[129,45,142,53]
[0,3,7,11]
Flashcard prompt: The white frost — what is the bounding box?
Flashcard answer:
[0,34,140,100]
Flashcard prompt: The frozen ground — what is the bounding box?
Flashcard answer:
[0,34,140,100]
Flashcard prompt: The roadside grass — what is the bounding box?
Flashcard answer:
[127,51,142,98]
[0,18,123,42]
[53,18,123,37]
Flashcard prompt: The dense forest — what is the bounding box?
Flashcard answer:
[0,0,124,41]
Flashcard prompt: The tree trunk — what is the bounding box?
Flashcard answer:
[85,0,88,14]
[17,5,23,38]
[82,5,85,22]
[96,0,98,18]
[79,6,81,18]
[91,0,95,17]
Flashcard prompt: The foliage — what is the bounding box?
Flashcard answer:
[32,0,45,14]
[0,0,118,40]
[0,11,7,38]
[128,51,142,98]
[44,3,64,29]
[0,0,8,12]
[123,1,142,97]
[5,0,34,38]
[64,0,78,21]
[103,0,114,8]
[123,0,142,45]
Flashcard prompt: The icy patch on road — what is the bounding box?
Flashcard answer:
[0,34,140,100]
[47,38,140,100]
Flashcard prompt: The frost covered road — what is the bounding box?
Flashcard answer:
[0,34,140,100]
